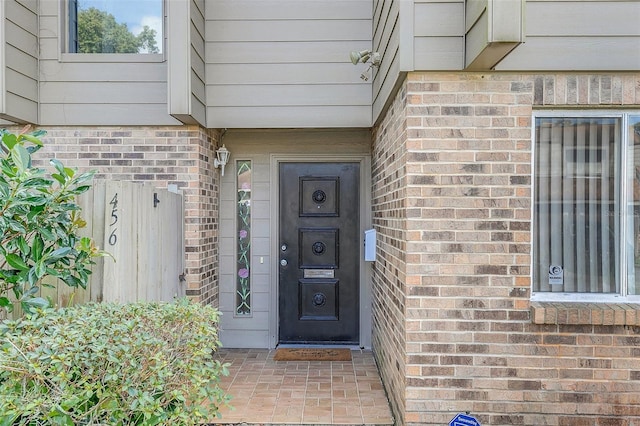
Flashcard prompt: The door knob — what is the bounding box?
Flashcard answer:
[280,259,288,266]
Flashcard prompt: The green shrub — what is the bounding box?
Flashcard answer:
[0,299,230,425]
[1,127,108,314]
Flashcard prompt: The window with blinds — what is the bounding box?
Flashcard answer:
[533,113,640,298]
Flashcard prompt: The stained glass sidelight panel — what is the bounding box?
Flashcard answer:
[236,160,252,315]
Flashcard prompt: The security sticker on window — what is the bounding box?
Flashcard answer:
[549,265,564,285]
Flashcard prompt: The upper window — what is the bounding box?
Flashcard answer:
[68,0,163,54]
[533,112,640,300]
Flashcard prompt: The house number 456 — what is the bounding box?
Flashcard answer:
[108,193,118,246]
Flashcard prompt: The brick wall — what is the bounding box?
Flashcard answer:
[371,80,409,421]
[20,125,221,307]
[372,72,640,425]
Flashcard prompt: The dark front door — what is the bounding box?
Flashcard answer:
[279,162,360,344]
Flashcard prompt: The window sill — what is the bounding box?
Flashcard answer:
[530,301,640,326]
[60,53,164,63]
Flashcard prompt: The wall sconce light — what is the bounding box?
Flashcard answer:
[349,49,381,81]
[214,144,230,176]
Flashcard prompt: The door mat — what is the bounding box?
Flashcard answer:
[273,348,352,361]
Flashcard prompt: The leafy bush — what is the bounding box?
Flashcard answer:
[0,127,107,314]
[0,299,229,425]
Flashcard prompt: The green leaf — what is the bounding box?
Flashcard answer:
[33,235,44,262]
[19,133,44,146]
[44,247,73,264]
[70,185,92,194]
[5,253,29,271]
[40,228,56,241]
[17,236,30,256]
[11,144,30,174]
[23,285,39,298]
[21,177,53,188]
[50,158,65,175]
[1,133,18,150]
[28,267,39,286]
[0,414,20,426]
[6,219,26,234]
[51,173,66,185]
[24,297,49,309]
[0,297,10,307]
[74,171,96,184]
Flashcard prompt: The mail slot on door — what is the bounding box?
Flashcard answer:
[364,228,376,262]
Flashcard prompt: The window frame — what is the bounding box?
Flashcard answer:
[60,0,165,62]
[531,110,640,304]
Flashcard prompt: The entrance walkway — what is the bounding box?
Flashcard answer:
[213,349,394,425]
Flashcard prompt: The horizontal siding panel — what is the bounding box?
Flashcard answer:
[39,62,167,82]
[207,106,371,128]
[4,92,37,123]
[38,0,57,15]
[6,69,37,100]
[414,37,464,69]
[373,0,396,49]
[208,84,371,107]
[39,82,167,104]
[374,1,398,56]
[190,93,206,124]
[191,73,206,103]
[5,20,37,57]
[376,18,399,74]
[209,0,372,20]
[208,41,370,64]
[527,1,640,36]
[15,0,36,13]
[190,1,205,36]
[207,63,370,85]
[39,104,180,126]
[38,38,61,61]
[465,9,488,63]
[415,1,464,36]
[6,0,37,34]
[207,20,371,42]
[190,24,205,56]
[373,51,400,121]
[218,330,270,348]
[191,46,205,80]
[219,310,269,331]
[496,36,640,70]
[39,16,59,37]
[6,44,37,79]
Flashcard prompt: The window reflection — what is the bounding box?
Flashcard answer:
[69,0,162,53]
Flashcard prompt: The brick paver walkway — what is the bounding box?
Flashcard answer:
[212,348,394,425]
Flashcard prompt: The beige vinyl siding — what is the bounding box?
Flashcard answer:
[206,0,373,128]
[496,0,640,70]
[1,0,38,124]
[37,0,179,126]
[413,0,465,70]
[464,0,524,70]
[168,0,206,125]
[372,0,465,123]
[372,0,400,123]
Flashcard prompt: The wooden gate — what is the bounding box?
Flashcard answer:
[77,180,186,303]
[5,181,185,318]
